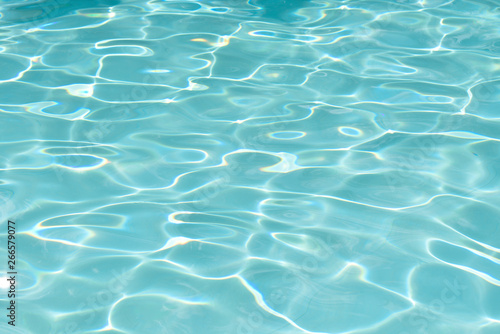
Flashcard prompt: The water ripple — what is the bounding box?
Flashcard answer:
[1,0,500,333]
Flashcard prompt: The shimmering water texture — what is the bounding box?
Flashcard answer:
[1,0,500,333]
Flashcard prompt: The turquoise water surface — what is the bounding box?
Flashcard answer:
[1,0,500,333]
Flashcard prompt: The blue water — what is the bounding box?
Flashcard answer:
[1,0,500,333]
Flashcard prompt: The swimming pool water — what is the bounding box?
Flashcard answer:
[1,0,500,333]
